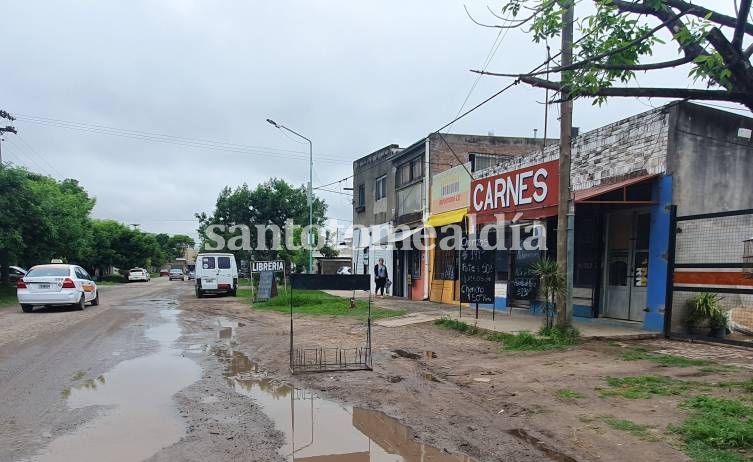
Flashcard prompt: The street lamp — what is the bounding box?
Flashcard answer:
[266,118,314,274]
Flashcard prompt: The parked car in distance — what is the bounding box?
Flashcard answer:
[17,264,99,313]
[337,266,352,275]
[160,269,169,277]
[168,269,185,281]
[1,265,27,284]
[187,270,196,280]
[127,268,151,282]
[195,253,238,298]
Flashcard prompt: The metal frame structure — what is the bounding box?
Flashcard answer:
[289,274,373,374]
[665,206,753,347]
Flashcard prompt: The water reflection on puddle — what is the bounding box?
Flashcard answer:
[214,348,475,462]
[36,307,201,462]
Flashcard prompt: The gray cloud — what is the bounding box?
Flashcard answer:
[3,1,730,241]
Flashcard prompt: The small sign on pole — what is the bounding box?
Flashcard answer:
[256,271,276,302]
[251,260,286,273]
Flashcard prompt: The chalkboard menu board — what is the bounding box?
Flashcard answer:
[459,246,495,304]
[510,249,540,300]
[256,271,275,302]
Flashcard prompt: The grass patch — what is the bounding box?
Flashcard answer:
[95,275,127,285]
[718,378,753,393]
[621,347,712,368]
[699,364,743,374]
[434,319,578,351]
[435,318,482,335]
[556,388,585,399]
[240,288,405,320]
[673,396,753,461]
[0,286,17,307]
[600,417,656,440]
[601,375,700,399]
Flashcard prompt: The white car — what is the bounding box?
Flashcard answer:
[17,264,99,313]
[127,268,151,282]
[336,266,352,275]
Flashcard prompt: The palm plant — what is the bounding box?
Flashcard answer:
[529,258,565,331]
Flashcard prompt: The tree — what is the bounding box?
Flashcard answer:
[0,166,95,284]
[154,233,195,263]
[196,178,328,263]
[87,220,161,276]
[474,1,753,111]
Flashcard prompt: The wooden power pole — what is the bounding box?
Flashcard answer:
[556,1,574,328]
[0,110,18,165]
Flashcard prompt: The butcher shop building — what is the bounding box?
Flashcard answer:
[470,102,753,332]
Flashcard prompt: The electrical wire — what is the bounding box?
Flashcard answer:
[15,134,65,178]
[16,115,353,165]
[5,138,54,177]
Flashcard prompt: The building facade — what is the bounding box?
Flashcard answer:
[470,102,753,331]
[352,135,548,298]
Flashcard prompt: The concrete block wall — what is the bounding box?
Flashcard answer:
[474,107,671,188]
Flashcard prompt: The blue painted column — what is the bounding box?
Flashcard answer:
[644,175,673,331]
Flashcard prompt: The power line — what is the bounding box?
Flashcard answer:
[16,115,354,165]
[15,135,65,178]
[5,138,53,176]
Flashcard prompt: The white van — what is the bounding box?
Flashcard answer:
[195,253,238,298]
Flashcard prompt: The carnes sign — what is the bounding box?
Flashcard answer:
[470,160,559,221]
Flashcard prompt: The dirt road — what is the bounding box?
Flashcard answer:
[2,279,752,462]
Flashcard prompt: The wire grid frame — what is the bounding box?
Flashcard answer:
[675,212,753,266]
[669,209,753,344]
[288,275,373,374]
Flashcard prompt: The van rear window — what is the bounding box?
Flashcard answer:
[201,257,215,269]
[217,257,231,269]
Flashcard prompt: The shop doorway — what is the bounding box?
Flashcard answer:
[602,210,650,322]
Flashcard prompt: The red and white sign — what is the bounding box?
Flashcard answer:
[470,160,559,221]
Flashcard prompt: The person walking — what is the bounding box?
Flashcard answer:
[373,258,389,297]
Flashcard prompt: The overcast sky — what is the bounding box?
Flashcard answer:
[3,1,744,242]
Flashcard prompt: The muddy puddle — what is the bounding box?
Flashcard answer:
[35,304,201,462]
[213,346,476,462]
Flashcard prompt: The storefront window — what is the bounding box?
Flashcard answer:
[574,213,601,288]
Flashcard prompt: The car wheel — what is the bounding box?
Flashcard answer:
[75,294,85,311]
[21,304,33,313]
[91,290,100,306]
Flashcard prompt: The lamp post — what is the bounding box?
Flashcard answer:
[266,118,313,273]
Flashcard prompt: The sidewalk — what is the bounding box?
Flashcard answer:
[325,290,660,340]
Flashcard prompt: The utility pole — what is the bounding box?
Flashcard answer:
[0,110,18,165]
[556,1,574,328]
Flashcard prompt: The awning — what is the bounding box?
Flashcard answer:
[425,208,467,228]
[575,174,659,203]
[373,226,424,246]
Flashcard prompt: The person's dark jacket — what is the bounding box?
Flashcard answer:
[374,264,387,279]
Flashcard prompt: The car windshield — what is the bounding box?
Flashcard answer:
[26,267,70,277]
[130,269,143,273]
[170,269,182,274]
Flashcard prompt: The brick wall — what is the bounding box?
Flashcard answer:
[428,133,551,178]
